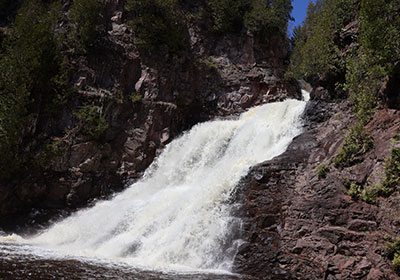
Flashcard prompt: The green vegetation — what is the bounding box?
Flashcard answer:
[130,92,142,103]
[199,56,219,71]
[333,122,373,168]
[207,0,292,36]
[207,0,248,33]
[245,0,293,36]
[346,181,377,204]
[342,138,400,203]
[125,0,187,55]
[74,105,108,139]
[287,0,359,80]
[346,0,400,119]
[288,1,400,171]
[0,0,109,179]
[379,142,400,196]
[124,0,293,54]
[37,138,65,168]
[69,0,104,54]
[360,0,400,75]
[316,163,329,179]
[0,0,64,179]
[386,237,400,271]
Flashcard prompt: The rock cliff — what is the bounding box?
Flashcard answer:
[233,18,400,279]
[233,98,400,279]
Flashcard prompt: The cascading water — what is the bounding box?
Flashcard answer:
[2,91,309,275]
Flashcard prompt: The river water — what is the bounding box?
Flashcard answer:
[0,92,309,279]
[0,241,252,279]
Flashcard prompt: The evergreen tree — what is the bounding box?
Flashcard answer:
[0,0,62,179]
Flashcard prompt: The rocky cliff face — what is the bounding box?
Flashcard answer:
[233,19,400,279]
[234,99,400,279]
[0,0,298,230]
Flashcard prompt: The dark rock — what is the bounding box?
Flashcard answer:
[379,62,400,109]
[310,86,330,101]
[338,20,359,51]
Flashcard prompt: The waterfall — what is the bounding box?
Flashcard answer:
[11,92,309,272]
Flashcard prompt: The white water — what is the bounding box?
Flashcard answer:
[2,91,309,273]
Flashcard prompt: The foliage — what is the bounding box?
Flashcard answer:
[347,182,377,204]
[288,0,400,111]
[387,237,400,258]
[130,92,142,103]
[125,0,292,52]
[74,105,108,139]
[206,0,292,36]
[344,54,378,121]
[125,0,186,55]
[386,237,400,271]
[245,0,292,36]
[199,56,218,70]
[36,138,65,168]
[343,0,400,119]
[343,139,400,203]
[333,121,373,168]
[393,254,400,271]
[360,0,400,73]
[206,0,249,33]
[69,0,104,54]
[0,0,64,179]
[379,142,400,196]
[317,0,400,168]
[287,0,359,79]
[316,163,329,179]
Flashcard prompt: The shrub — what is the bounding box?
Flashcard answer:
[245,0,292,36]
[347,182,377,204]
[206,0,292,36]
[344,54,379,122]
[316,163,329,179]
[344,139,400,202]
[125,0,186,56]
[199,56,218,71]
[130,92,142,103]
[360,0,400,72]
[379,143,400,196]
[74,105,108,139]
[287,0,358,79]
[333,121,373,168]
[393,254,400,271]
[0,0,63,179]
[69,0,104,54]
[387,237,400,257]
[386,237,400,271]
[206,0,249,33]
[36,138,65,168]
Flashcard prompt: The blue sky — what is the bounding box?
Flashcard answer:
[288,0,310,37]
